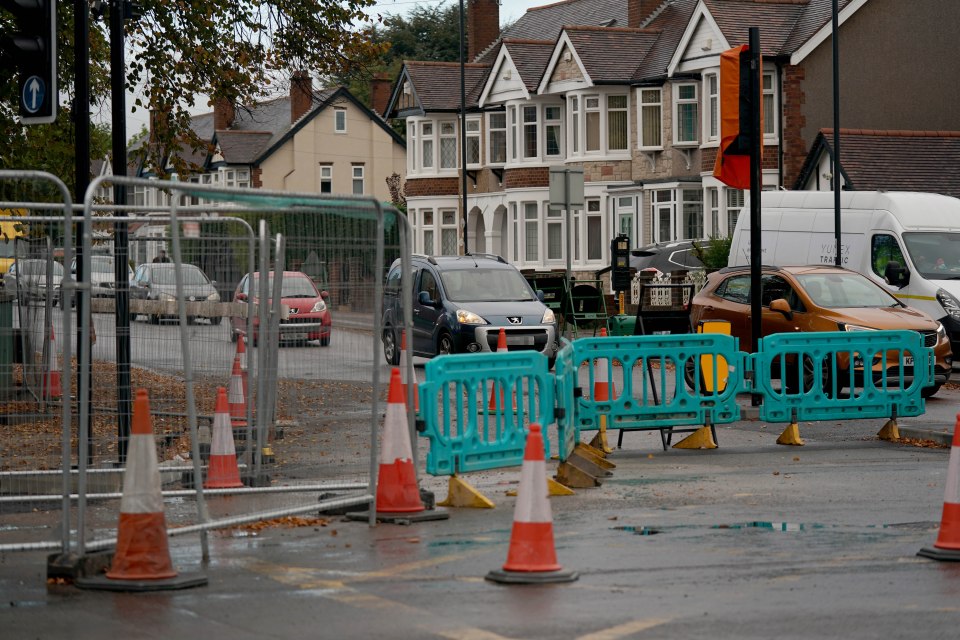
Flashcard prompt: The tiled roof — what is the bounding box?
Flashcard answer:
[405,61,492,110]
[633,0,698,80]
[564,27,660,83]
[215,131,274,164]
[501,0,627,42]
[703,0,855,55]
[501,40,555,92]
[797,129,960,199]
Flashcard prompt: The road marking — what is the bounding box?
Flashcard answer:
[577,618,672,640]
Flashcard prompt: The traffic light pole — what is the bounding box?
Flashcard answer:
[748,28,763,405]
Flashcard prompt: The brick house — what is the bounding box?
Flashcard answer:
[385,0,960,279]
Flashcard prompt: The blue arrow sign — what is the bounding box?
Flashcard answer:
[23,76,46,114]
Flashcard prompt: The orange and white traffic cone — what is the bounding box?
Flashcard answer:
[488,328,516,412]
[75,389,207,591]
[400,329,419,413]
[588,327,615,454]
[376,367,425,514]
[205,387,243,489]
[486,423,578,584]
[919,413,960,561]
[228,351,247,430]
[43,326,62,400]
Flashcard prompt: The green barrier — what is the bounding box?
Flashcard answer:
[419,350,554,476]
[555,333,744,458]
[752,330,931,423]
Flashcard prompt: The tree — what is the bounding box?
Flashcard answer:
[338,4,462,108]
[1,1,387,182]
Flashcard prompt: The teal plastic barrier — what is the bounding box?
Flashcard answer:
[555,334,744,459]
[752,330,931,423]
[418,351,555,476]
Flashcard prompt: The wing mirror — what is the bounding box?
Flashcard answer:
[769,298,793,320]
[884,261,910,288]
[418,291,437,307]
[536,289,546,303]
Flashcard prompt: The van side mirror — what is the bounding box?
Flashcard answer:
[884,261,910,288]
[418,290,436,307]
[320,290,330,301]
[769,298,793,320]
[536,289,545,303]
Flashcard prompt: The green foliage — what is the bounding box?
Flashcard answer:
[692,234,734,271]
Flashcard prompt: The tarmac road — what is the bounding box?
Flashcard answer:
[4,386,960,639]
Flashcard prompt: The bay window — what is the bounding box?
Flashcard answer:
[488,112,506,164]
[440,209,458,255]
[763,71,776,138]
[607,95,628,151]
[466,117,481,166]
[524,203,539,262]
[639,88,662,149]
[568,91,631,158]
[586,199,603,261]
[421,121,434,169]
[546,206,563,261]
[440,121,457,169]
[545,105,562,157]
[522,105,538,159]
[706,73,719,142]
[585,96,600,152]
[674,83,698,145]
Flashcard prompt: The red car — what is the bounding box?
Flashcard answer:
[230,271,331,346]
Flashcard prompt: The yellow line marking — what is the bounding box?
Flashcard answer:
[896,294,937,301]
[577,618,672,640]
[433,628,516,640]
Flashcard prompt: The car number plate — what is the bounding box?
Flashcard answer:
[290,332,309,341]
[903,355,914,366]
[507,335,534,346]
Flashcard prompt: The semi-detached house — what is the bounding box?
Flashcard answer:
[385,0,960,280]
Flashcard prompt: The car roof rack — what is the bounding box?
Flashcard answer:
[464,252,507,264]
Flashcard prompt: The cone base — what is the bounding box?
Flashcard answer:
[345,509,450,524]
[485,567,578,584]
[75,572,208,592]
[917,546,960,562]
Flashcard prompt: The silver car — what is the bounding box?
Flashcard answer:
[130,262,221,324]
[3,259,64,305]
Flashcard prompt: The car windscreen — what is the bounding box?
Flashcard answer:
[902,232,960,280]
[20,260,63,276]
[153,266,209,286]
[252,275,318,298]
[795,273,900,308]
[440,268,535,302]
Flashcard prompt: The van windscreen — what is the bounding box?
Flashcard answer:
[902,232,960,280]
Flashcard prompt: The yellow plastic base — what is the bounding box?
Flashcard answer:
[877,418,900,441]
[777,422,805,446]
[507,477,575,497]
[436,475,495,509]
[589,416,615,454]
[555,459,602,488]
[672,426,718,449]
[574,443,616,469]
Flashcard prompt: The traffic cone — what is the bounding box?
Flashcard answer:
[588,328,614,454]
[376,368,425,514]
[43,326,62,400]
[228,351,247,430]
[919,413,960,561]
[486,423,578,584]
[205,387,243,489]
[74,389,207,591]
[400,329,419,413]
[488,328,516,412]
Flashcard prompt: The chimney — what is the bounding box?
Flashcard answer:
[370,73,391,118]
[628,0,661,28]
[467,0,500,61]
[291,71,313,122]
[213,97,234,130]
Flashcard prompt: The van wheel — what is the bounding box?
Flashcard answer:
[437,332,454,356]
[382,328,400,365]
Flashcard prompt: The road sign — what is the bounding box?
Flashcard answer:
[2,0,58,124]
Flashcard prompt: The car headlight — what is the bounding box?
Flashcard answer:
[159,292,176,301]
[838,322,876,332]
[206,292,220,302]
[937,321,948,342]
[542,308,556,324]
[311,299,326,313]
[937,288,960,320]
[456,309,487,325]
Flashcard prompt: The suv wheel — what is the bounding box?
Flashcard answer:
[382,328,400,365]
[437,332,454,356]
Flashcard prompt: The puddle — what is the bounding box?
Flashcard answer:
[612,525,661,536]
[713,521,823,532]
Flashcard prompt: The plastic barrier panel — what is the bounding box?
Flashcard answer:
[419,351,555,476]
[557,334,744,454]
[752,330,932,423]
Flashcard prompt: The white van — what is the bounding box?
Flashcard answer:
[728,190,960,368]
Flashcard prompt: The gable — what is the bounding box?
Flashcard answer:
[669,5,729,75]
[541,42,589,94]
[480,49,530,106]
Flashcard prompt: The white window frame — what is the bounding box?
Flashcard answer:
[607,94,628,152]
[521,104,539,160]
[681,189,704,240]
[422,210,435,255]
[440,209,458,255]
[652,189,676,243]
[352,165,364,195]
[545,204,564,263]
[407,121,418,174]
[586,198,603,262]
[567,90,631,159]
[319,165,332,193]
[487,112,507,165]
[466,116,481,167]
[726,189,745,235]
[673,83,699,146]
[762,70,778,141]
[705,72,719,144]
[421,120,435,170]
[334,108,347,133]
[544,104,563,158]
[439,121,458,170]
[509,105,518,161]
[637,88,663,150]
[523,202,539,262]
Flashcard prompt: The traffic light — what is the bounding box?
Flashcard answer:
[1,0,57,123]
[610,234,632,292]
[712,44,761,189]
